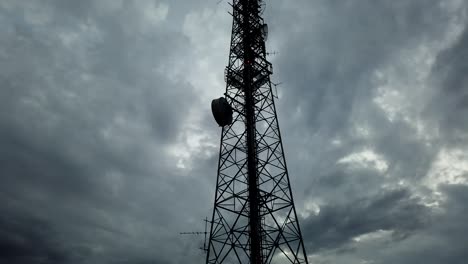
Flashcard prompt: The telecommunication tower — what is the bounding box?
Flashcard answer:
[208,0,309,263]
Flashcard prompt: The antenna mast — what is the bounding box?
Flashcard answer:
[207,1,309,263]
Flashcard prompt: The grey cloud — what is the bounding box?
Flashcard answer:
[301,188,430,252]
[0,209,67,264]
[1,0,468,263]
[0,1,209,263]
[429,25,468,144]
[301,185,468,264]
[263,0,468,262]
[273,0,452,133]
[370,184,468,264]
[267,0,457,197]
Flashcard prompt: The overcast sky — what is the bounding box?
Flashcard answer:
[1,0,468,263]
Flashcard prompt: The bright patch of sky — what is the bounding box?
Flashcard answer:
[300,199,321,219]
[338,149,389,173]
[372,15,465,141]
[352,229,393,243]
[425,148,468,189]
[182,6,231,102]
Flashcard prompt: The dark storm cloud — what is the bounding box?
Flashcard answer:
[272,0,451,135]
[1,0,468,263]
[263,1,457,204]
[262,0,468,263]
[0,209,67,264]
[0,1,212,263]
[302,188,430,252]
[364,184,468,264]
[267,0,464,180]
[429,24,468,143]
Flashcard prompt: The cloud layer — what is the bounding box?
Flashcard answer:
[0,0,467,263]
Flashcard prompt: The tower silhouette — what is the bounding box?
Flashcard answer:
[208,1,308,263]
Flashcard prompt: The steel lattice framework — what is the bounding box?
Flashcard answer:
[206,0,308,263]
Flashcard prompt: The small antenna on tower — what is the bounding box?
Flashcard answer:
[179,217,210,253]
[267,51,279,56]
[272,82,282,99]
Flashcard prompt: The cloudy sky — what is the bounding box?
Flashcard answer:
[1,0,468,263]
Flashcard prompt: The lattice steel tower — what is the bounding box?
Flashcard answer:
[207,0,308,263]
